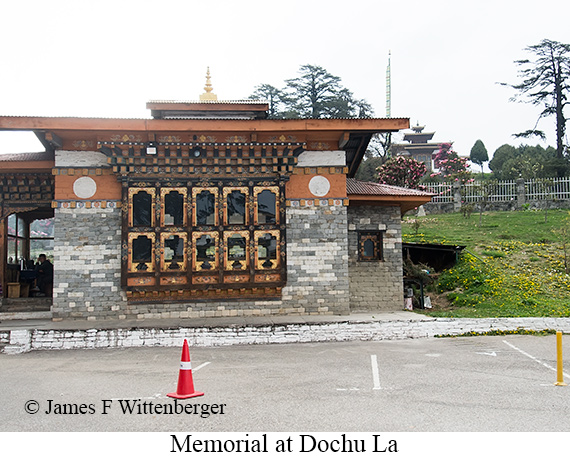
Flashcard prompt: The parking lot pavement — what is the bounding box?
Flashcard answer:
[0,334,568,432]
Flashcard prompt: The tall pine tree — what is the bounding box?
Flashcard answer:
[503,39,570,158]
[249,64,372,119]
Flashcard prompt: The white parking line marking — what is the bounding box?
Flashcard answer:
[503,340,569,379]
[193,361,211,372]
[371,355,381,390]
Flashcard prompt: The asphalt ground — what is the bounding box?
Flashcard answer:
[0,334,568,433]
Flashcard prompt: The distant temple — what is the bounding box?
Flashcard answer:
[391,123,447,172]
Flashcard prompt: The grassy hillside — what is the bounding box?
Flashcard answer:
[402,209,570,318]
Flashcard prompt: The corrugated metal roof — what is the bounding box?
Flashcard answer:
[0,151,52,162]
[147,99,267,105]
[346,178,433,197]
[0,114,408,122]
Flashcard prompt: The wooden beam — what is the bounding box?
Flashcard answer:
[347,134,370,178]
[0,116,410,134]
[44,132,63,148]
[34,131,62,152]
[338,132,350,149]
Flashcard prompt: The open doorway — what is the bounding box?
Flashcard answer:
[2,208,54,312]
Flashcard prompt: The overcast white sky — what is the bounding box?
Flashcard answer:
[0,0,568,165]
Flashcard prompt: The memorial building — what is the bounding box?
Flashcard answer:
[0,76,432,320]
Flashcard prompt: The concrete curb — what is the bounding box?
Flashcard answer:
[2,316,570,354]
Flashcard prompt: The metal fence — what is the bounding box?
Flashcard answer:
[525,177,570,201]
[424,177,570,204]
[423,182,454,203]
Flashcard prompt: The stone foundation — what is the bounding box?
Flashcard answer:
[4,316,570,354]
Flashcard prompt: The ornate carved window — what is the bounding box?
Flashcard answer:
[192,232,218,272]
[128,233,155,272]
[255,187,278,224]
[161,233,187,271]
[358,231,384,262]
[122,179,286,301]
[161,188,186,226]
[129,188,155,227]
[255,231,279,270]
[224,187,248,225]
[224,231,249,270]
[193,188,218,226]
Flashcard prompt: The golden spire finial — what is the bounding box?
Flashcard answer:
[200,67,218,101]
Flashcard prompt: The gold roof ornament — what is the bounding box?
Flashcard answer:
[199,67,218,101]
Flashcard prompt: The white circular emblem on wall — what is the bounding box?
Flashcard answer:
[308,175,331,197]
[73,177,97,199]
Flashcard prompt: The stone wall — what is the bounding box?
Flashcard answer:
[52,204,125,320]
[282,202,350,315]
[121,299,286,320]
[348,205,403,312]
[51,202,351,320]
[121,203,350,318]
[5,316,570,353]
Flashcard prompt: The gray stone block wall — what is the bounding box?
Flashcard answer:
[121,299,294,320]
[51,203,351,320]
[282,203,350,315]
[348,205,403,312]
[52,206,125,320]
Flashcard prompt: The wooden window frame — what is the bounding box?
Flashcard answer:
[128,188,156,227]
[254,186,279,225]
[128,232,156,272]
[160,187,187,227]
[358,231,384,262]
[223,187,249,226]
[192,187,218,226]
[254,230,280,270]
[192,231,219,272]
[160,232,187,272]
[122,178,287,301]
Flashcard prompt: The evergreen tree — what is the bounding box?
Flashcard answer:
[470,139,489,176]
[248,64,373,119]
[248,84,283,119]
[488,144,517,179]
[489,144,568,179]
[502,39,570,158]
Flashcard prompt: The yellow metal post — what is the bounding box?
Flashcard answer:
[555,331,567,386]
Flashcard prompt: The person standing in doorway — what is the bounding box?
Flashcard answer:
[35,254,54,297]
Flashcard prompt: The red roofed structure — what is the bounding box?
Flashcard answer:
[0,74,432,320]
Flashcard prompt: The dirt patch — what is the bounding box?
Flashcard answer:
[423,291,453,312]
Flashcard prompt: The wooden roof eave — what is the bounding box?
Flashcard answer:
[0,160,54,173]
[0,116,409,135]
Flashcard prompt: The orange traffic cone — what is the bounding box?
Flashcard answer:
[167,339,204,399]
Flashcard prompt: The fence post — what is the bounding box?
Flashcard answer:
[516,178,525,209]
[453,181,462,212]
